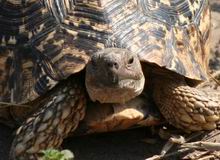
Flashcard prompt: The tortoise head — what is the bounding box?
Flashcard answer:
[85,48,145,103]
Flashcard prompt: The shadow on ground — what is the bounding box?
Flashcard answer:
[0,125,165,160]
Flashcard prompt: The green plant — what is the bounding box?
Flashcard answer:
[41,149,74,160]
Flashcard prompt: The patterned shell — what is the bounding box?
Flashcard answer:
[0,0,210,104]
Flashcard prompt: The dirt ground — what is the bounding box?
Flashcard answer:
[1,1,220,160]
[0,125,166,160]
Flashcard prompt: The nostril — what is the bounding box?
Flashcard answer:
[107,62,113,68]
[107,62,119,69]
[128,57,134,65]
[113,62,119,69]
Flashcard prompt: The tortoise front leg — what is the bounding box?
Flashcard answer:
[153,78,220,132]
[9,80,86,160]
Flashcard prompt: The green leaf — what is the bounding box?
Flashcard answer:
[40,149,74,160]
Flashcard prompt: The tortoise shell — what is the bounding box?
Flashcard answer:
[0,0,210,104]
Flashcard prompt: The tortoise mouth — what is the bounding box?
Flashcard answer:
[86,75,145,104]
[119,79,138,88]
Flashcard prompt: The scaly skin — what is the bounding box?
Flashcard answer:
[153,77,220,133]
[9,79,86,160]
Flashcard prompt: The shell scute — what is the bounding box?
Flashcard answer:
[0,0,210,104]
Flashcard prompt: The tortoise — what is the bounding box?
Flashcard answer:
[0,0,219,159]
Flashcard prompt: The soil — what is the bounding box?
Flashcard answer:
[0,126,166,160]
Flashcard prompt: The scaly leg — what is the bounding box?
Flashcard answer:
[9,79,86,160]
[153,78,220,132]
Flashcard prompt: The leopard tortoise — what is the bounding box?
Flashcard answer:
[0,0,219,159]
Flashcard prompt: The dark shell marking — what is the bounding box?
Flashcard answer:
[0,0,210,103]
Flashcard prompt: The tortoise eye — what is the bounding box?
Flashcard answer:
[128,57,134,64]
